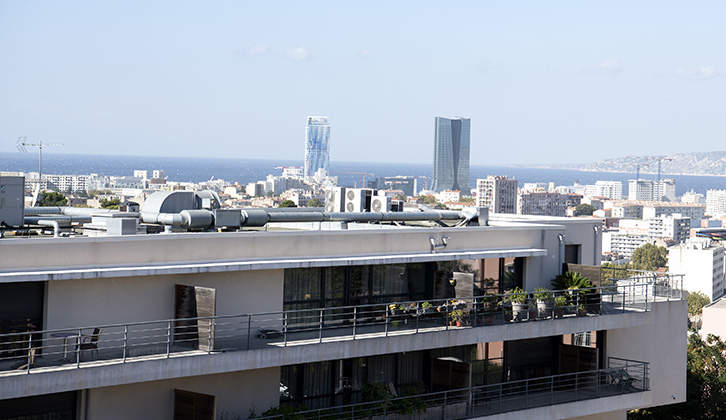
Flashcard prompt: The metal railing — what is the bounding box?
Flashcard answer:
[254,359,649,420]
[0,275,681,375]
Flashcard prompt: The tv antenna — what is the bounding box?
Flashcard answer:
[16,136,63,187]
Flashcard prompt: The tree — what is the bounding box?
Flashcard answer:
[279,200,297,208]
[630,243,668,271]
[307,198,323,207]
[687,291,710,318]
[630,334,726,420]
[575,203,594,216]
[100,198,120,209]
[395,194,407,201]
[459,197,475,204]
[38,191,68,207]
[422,195,437,205]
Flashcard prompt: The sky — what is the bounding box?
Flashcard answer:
[1,1,725,165]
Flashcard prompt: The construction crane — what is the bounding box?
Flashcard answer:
[334,171,374,188]
[16,136,63,187]
[634,162,649,180]
[653,157,672,183]
[412,175,430,191]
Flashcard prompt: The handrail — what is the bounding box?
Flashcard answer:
[256,360,649,420]
[0,275,681,374]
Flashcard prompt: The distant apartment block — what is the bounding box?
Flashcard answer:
[706,189,726,216]
[585,181,623,200]
[668,238,726,301]
[608,201,705,221]
[436,189,461,204]
[431,116,470,193]
[681,190,704,205]
[518,191,572,217]
[476,176,517,214]
[304,116,331,178]
[603,231,651,259]
[628,179,676,202]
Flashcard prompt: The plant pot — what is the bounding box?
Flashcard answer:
[456,321,463,327]
[554,308,565,318]
[537,300,553,319]
[511,302,527,322]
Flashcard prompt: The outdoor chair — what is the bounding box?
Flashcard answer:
[79,328,102,360]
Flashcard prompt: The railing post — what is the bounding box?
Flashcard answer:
[319,309,324,343]
[207,318,213,354]
[622,287,626,313]
[575,373,579,401]
[26,334,32,374]
[167,320,171,358]
[76,328,82,368]
[645,282,648,312]
[247,315,251,350]
[284,312,288,346]
[415,302,420,333]
[123,324,128,362]
[385,306,389,336]
[352,307,357,340]
[525,380,528,408]
[550,376,554,405]
[443,391,447,420]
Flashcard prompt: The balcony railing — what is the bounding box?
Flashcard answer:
[0,275,681,375]
[255,358,649,420]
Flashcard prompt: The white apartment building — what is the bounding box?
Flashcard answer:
[706,189,726,216]
[668,238,725,301]
[0,189,686,420]
[475,176,517,214]
[642,203,705,220]
[628,179,676,202]
[585,181,623,200]
[681,190,705,205]
[436,189,461,204]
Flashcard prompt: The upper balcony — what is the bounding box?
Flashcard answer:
[0,274,682,400]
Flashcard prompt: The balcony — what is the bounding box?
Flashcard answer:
[0,275,681,379]
[258,357,649,420]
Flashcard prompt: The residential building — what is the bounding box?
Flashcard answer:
[590,181,623,200]
[436,189,461,204]
[628,180,676,202]
[518,191,570,217]
[0,189,687,420]
[304,116,331,178]
[706,189,726,216]
[431,117,470,193]
[681,190,704,205]
[642,203,704,220]
[668,238,725,301]
[476,176,517,214]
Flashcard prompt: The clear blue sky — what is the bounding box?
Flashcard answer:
[1,1,724,165]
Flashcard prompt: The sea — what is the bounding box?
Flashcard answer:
[2,152,726,196]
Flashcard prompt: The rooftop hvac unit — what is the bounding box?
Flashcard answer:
[370,196,389,212]
[0,176,25,227]
[345,188,371,212]
[324,187,346,212]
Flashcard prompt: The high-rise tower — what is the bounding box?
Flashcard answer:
[304,116,331,178]
[431,117,470,193]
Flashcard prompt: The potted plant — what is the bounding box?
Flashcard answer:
[533,287,553,319]
[449,309,469,327]
[554,295,568,318]
[420,301,433,314]
[507,287,528,322]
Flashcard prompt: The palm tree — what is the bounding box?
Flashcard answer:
[551,272,592,291]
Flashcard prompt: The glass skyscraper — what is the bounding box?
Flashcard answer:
[431,116,470,193]
[304,116,331,178]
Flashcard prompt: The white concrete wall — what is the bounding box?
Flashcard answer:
[701,304,726,339]
[45,270,284,330]
[86,367,280,420]
[605,300,687,408]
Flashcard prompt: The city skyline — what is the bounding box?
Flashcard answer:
[1,2,725,165]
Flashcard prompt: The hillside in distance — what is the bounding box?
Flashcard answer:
[533,152,726,177]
